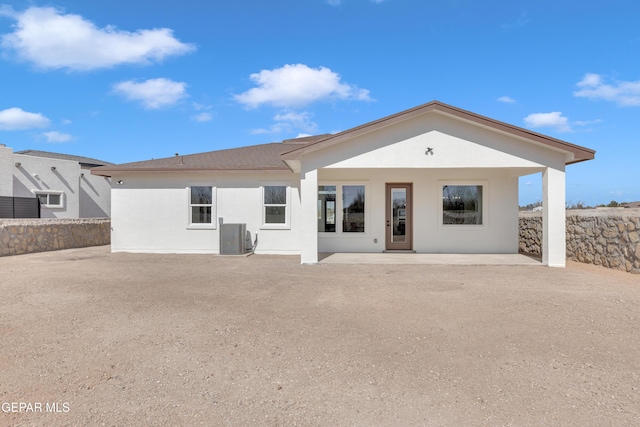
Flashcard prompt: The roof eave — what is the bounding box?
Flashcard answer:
[91,166,292,177]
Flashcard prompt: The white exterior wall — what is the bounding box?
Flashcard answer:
[317,168,518,254]
[0,145,13,197]
[13,154,81,218]
[79,168,112,218]
[108,111,574,263]
[110,172,301,254]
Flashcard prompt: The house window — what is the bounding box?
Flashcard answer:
[342,185,365,233]
[318,186,336,232]
[318,184,367,233]
[189,186,214,226]
[442,185,483,225]
[263,185,288,226]
[34,191,63,208]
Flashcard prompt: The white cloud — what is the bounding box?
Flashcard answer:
[273,111,318,133]
[235,64,372,108]
[42,131,73,142]
[191,112,212,122]
[113,78,188,109]
[61,119,72,125]
[523,112,572,132]
[192,102,212,111]
[250,110,319,135]
[574,118,603,126]
[574,73,640,107]
[0,6,194,71]
[0,107,50,130]
[497,96,516,103]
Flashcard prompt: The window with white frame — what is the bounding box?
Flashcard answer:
[442,184,484,225]
[263,185,288,226]
[34,191,63,208]
[189,186,215,227]
[318,184,366,233]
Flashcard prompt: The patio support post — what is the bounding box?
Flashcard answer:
[542,166,566,267]
[300,168,318,264]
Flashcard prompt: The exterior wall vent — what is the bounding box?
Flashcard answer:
[220,223,247,255]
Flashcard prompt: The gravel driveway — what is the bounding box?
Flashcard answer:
[1,246,639,426]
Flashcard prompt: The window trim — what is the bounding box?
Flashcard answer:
[438,181,488,228]
[318,181,368,235]
[33,190,64,208]
[187,185,217,229]
[260,184,291,230]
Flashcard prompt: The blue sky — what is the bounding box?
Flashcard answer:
[1,0,638,206]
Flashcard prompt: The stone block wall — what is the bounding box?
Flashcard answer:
[519,209,640,274]
[0,218,110,257]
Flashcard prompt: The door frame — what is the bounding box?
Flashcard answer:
[385,183,413,251]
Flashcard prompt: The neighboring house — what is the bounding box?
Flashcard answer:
[0,145,112,218]
[92,101,595,266]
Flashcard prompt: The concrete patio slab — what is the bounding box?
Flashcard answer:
[319,252,543,265]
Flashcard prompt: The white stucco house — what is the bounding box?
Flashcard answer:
[93,101,595,266]
[0,145,112,218]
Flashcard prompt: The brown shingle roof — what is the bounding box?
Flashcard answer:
[92,142,302,176]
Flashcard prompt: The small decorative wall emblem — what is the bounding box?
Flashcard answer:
[425,147,434,155]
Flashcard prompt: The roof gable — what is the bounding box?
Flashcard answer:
[282,101,595,165]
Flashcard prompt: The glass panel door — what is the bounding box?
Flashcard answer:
[391,188,406,243]
[385,183,412,250]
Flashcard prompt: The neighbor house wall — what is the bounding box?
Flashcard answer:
[13,154,81,218]
[11,154,111,219]
[0,145,13,197]
[110,172,301,254]
[79,168,112,218]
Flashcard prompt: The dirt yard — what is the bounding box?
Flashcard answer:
[1,246,639,426]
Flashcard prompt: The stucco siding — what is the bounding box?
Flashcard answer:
[0,146,13,197]
[318,168,518,254]
[13,154,81,218]
[79,170,112,218]
[110,173,301,254]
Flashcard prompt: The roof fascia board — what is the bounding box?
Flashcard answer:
[91,167,293,177]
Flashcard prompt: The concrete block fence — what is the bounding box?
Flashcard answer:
[0,218,110,257]
[520,209,640,274]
